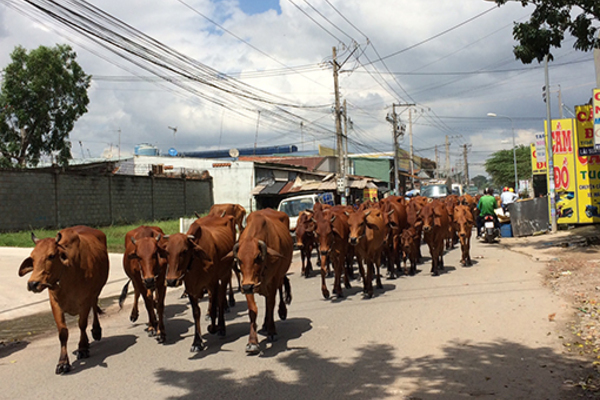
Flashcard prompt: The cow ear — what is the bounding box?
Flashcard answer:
[266,247,284,263]
[58,250,71,267]
[157,246,169,259]
[19,257,34,276]
[128,252,139,260]
[367,222,379,230]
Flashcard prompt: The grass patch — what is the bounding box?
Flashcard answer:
[0,218,197,253]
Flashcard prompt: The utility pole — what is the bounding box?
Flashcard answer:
[545,54,557,233]
[445,135,450,178]
[343,99,349,180]
[463,144,469,186]
[408,108,415,189]
[332,46,346,205]
[558,85,563,119]
[435,145,439,178]
[391,104,400,196]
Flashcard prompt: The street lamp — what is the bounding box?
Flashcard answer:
[487,113,518,193]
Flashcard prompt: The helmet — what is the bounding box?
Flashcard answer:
[503,187,508,192]
[509,188,514,192]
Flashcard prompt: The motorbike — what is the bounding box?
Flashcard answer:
[481,215,499,243]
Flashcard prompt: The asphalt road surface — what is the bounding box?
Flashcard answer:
[0,238,580,399]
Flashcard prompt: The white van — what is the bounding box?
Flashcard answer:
[277,193,333,231]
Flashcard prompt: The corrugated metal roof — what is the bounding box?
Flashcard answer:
[260,181,288,195]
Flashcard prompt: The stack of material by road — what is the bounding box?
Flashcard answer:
[509,197,549,237]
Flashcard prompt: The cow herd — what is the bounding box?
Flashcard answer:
[17,195,479,375]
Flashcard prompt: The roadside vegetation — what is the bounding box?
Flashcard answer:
[0,218,192,253]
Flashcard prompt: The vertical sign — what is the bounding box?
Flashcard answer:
[594,89,600,151]
[535,133,546,162]
[546,119,579,224]
[530,143,547,174]
[575,104,600,223]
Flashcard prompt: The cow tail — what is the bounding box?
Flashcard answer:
[283,276,292,305]
[119,280,131,309]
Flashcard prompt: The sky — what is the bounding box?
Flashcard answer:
[0,0,597,178]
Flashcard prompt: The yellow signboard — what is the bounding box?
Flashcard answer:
[530,143,547,174]
[574,104,600,223]
[545,119,578,224]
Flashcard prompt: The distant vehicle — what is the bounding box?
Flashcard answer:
[421,184,450,199]
[451,183,463,196]
[277,193,334,231]
[466,186,479,196]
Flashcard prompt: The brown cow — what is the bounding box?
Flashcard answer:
[400,227,420,276]
[295,210,317,278]
[419,199,450,276]
[406,197,426,261]
[454,204,475,266]
[121,226,168,343]
[18,226,109,374]
[346,208,386,298]
[444,194,460,250]
[231,209,293,354]
[207,203,246,236]
[314,208,351,299]
[380,198,408,278]
[164,215,236,351]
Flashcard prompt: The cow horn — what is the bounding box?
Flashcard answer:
[233,242,239,259]
[31,232,40,244]
[55,232,62,244]
[427,198,433,203]
[364,210,371,217]
[163,235,170,240]
[387,210,394,216]
[220,211,226,218]
[330,215,336,223]
[258,240,267,260]
[195,211,201,218]
[155,234,162,242]
[131,237,136,245]
[187,235,195,241]
[311,217,317,224]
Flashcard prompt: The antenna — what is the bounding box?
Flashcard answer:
[168,126,177,146]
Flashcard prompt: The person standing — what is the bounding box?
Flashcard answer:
[500,187,518,213]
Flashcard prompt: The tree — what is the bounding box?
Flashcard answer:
[493,0,600,64]
[0,44,91,167]
[484,145,531,189]
[472,175,489,190]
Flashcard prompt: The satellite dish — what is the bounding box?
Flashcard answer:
[229,148,239,158]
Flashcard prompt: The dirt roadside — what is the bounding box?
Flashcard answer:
[503,225,600,395]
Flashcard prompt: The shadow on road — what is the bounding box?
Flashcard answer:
[70,334,138,374]
[155,340,592,399]
[0,340,29,359]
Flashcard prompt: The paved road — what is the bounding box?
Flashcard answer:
[0,238,581,399]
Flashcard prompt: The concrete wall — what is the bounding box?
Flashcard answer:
[126,156,254,212]
[0,169,213,232]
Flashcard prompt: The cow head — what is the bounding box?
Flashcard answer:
[420,202,437,233]
[295,210,316,250]
[128,234,168,290]
[164,233,207,287]
[19,232,73,293]
[453,205,474,244]
[346,210,378,246]
[314,211,346,256]
[400,228,418,255]
[233,238,284,295]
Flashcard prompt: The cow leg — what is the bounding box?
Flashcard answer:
[155,282,167,343]
[343,252,352,290]
[140,287,158,337]
[320,254,330,299]
[300,248,307,278]
[245,293,260,354]
[91,302,102,341]
[356,257,366,289]
[265,289,278,342]
[374,254,383,290]
[75,306,91,360]
[333,254,343,298]
[130,283,140,323]
[364,260,374,298]
[305,245,313,276]
[466,236,472,266]
[227,276,236,308]
[49,296,71,374]
[278,280,288,321]
[188,294,205,352]
[438,242,445,271]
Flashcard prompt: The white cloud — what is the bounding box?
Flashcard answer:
[0,0,595,178]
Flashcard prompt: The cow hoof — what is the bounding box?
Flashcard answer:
[228,297,236,307]
[190,342,205,352]
[91,326,102,341]
[344,282,352,289]
[246,343,260,355]
[337,291,344,298]
[75,349,89,359]
[156,334,166,344]
[130,312,139,323]
[207,325,217,335]
[267,334,278,343]
[376,282,383,289]
[364,292,373,299]
[322,290,330,300]
[55,362,72,375]
[146,328,157,337]
[278,307,287,321]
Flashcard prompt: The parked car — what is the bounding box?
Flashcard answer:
[421,184,450,199]
[277,193,334,231]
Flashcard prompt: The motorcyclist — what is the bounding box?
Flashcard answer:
[476,188,499,238]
